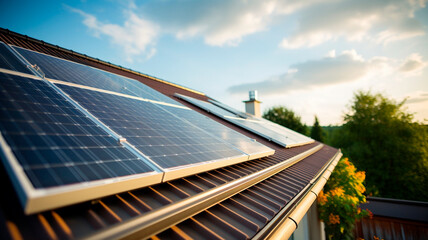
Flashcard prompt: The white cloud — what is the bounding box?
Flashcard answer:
[141,1,276,46]
[405,91,428,104]
[70,7,159,62]
[280,0,426,49]
[137,0,324,46]
[229,50,375,95]
[71,0,427,53]
[326,49,336,58]
[399,53,427,73]
[228,50,426,95]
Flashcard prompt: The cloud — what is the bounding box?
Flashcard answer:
[280,0,426,49]
[399,53,427,73]
[136,0,326,46]
[137,1,272,46]
[406,92,428,104]
[70,7,159,62]
[406,96,428,104]
[228,50,378,95]
[71,0,427,54]
[228,50,426,95]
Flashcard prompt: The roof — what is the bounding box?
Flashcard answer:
[355,197,428,239]
[361,197,428,223]
[0,28,341,239]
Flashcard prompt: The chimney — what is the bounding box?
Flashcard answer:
[244,90,262,117]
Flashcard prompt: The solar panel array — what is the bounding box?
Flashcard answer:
[177,94,314,148]
[0,42,275,213]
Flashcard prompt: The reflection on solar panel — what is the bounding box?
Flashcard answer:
[56,84,248,180]
[12,46,179,105]
[177,94,237,118]
[0,42,30,74]
[209,99,249,119]
[160,104,275,159]
[0,72,161,213]
[177,94,314,148]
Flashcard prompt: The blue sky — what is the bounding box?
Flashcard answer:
[1,0,427,125]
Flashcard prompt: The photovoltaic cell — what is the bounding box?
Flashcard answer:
[0,72,154,188]
[178,95,314,148]
[0,42,31,74]
[56,84,246,170]
[161,105,274,158]
[12,46,179,105]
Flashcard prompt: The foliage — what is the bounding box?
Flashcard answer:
[320,125,341,145]
[263,106,308,135]
[332,91,428,201]
[310,116,324,142]
[318,158,370,240]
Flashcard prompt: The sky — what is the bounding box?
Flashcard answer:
[1,0,427,125]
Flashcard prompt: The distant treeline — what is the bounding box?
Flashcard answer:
[264,91,428,202]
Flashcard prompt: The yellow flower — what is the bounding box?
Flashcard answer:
[356,184,366,193]
[348,196,359,204]
[356,171,366,181]
[343,158,350,166]
[329,213,340,224]
[318,190,327,204]
[331,187,344,197]
[346,164,356,173]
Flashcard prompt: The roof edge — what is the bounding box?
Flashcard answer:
[366,197,428,207]
[0,28,205,96]
[254,149,342,239]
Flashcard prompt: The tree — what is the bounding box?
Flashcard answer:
[311,116,324,142]
[263,106,308,135]
[332,91,428,201]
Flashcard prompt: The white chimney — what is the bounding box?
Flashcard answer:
[244,90,262,117]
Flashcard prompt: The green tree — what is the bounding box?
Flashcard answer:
[311,116,324,142]
[333,91,428,201]
[263,106,308,135]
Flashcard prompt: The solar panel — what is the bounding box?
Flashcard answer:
[209,99,249,119]
[0,71,162,213]
[0,42,31,74]
[178,95,314,148]
[176,94,238,118]
[12,46,180,105]
[160,104,275,159]
[55,84,249,181]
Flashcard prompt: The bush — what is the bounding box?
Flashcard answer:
[318,158,370,240]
